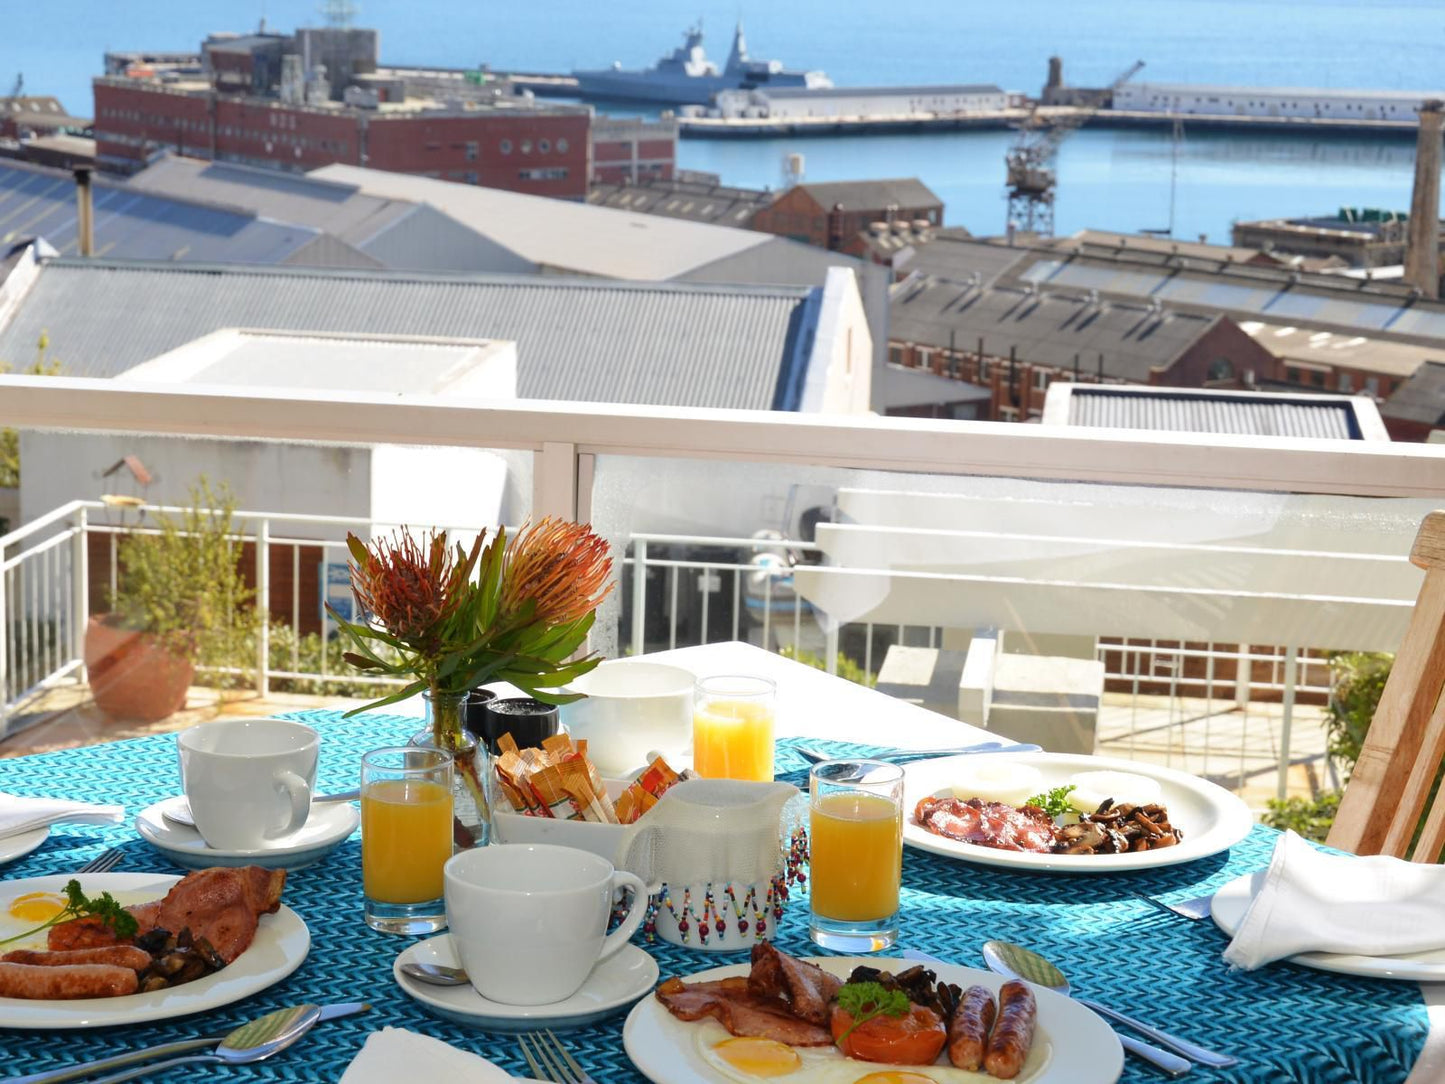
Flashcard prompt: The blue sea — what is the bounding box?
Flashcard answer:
[3,0,1443,240]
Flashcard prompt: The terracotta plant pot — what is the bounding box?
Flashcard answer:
[83,615,193,723]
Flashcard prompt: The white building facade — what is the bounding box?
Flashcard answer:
[715,84,1007,120]
[1113,83,1443,122]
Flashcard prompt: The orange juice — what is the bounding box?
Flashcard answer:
[693,698,775,781]
[362,779,453,904]
[809,792,902,921]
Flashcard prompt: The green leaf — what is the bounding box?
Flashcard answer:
[340,678,428,717]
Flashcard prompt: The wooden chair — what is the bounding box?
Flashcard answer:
[1328,510,1445,860]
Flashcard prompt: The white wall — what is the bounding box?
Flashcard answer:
[799,267,873,415]
[18,433,373,541]
[369,444,510,542]
[1114,83,1435,121]
[719,88,1007,119]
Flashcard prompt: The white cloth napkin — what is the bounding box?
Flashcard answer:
[1222,829,1445,970]
[339,1028,516,1084]
[0,793,125,840]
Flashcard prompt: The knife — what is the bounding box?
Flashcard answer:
[2,1001,371,1084]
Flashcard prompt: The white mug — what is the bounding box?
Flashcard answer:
[176,719,318,850]
[444,843,648,1006]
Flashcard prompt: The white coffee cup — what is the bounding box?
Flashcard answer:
[176,719,318,850]
[444,843,648,1006]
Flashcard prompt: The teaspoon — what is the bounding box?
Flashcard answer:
[400,961,471,986]
[163,790,361,829]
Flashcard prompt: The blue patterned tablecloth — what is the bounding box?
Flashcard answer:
[0,713,1429,1084]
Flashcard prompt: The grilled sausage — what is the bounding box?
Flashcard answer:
[983,980,1037,1080]
[947,984,997,1071]
[1,946,152,971]
[0,962,139,1000]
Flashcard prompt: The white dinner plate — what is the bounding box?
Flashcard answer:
[624,955,1122,1084]
[0,872,310,1028]
[136,796,359,870]
[902,752,1254,873]
[0,827,48,866]
[394,934,659,1032]
[1210,871,1445,981]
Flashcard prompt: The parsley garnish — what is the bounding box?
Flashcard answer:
[834,981,910,1044]
[1025,784,1077,818]
[0,879,138,947]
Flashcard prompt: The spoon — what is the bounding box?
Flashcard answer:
[163,790,361,829]
[400,961,471,986]
[981,940,1238,1070]
[83,1003,322,1084]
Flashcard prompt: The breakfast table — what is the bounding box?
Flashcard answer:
[0,641,1441,1083]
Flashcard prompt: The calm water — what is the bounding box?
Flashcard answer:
[3,0,1442,239]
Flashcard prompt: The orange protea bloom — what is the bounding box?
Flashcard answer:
[500,518,614,627]
[349,528,483,649]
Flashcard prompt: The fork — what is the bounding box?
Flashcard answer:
[1131,889,1212,921]
[518,1029,597,1084]
[74,847,124,875]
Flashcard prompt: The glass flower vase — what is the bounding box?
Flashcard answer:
[417,688,491,848]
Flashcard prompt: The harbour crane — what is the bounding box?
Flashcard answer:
[6,73,21,101]
[1004,59,1144,238]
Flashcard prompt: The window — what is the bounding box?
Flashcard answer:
[889,345,904,366]
[1033,369,1050,390]
[1286,366,1300,383]
[499,139,512,154]
[1339,371,1353,393]
[1207,358,1236,383]
[521,140,533,154]
[465,141,478,161]
[463,171,478,184]
[539,139,550,154]
[1311,369,1326,387]
[557,137,568,153]
[1365,376,1380,396]
[517,167,568,180]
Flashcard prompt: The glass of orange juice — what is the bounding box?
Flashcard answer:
[361,746,454,935]
[692,675,776,781]
[808,759,904,951]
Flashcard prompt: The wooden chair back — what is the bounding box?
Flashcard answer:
[1328,510,1445,860]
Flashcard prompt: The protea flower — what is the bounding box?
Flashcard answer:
[346,528,483,652]
[499,518,614,628]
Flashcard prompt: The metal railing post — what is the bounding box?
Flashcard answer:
[255,519,270,698]
[71,507,88,680]
[630,539,647,657]
[1277,645,1298,801]
[0,541,8,736]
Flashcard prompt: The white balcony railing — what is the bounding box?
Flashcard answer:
[2,374,1443,799]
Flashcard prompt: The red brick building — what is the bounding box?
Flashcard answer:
[591,117,676,184]
[752,178,943,250]
[92,22,594,199]
[890,276,1282,422]
[94,78,590,199]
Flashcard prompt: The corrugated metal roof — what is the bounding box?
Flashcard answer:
[0,160,321,264]
[312,164,774,279]
[1066,388,1361,439]
[891,276,1216,382]
[127,158,418,244]
[0,259,814,410]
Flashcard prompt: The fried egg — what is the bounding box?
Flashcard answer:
[1065,770,1162,814]
[692,1020,1052,1084]
[948,761,1045,807]
[6,892,66,925]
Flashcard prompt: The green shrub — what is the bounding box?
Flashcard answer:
[779,645,877,688]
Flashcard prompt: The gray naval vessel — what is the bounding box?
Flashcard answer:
[572,22,831,106]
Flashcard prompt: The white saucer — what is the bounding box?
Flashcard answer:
[0,827,48,866]
[135,796,359,870]
[394,934,659,1031]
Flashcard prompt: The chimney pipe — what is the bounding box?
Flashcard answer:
[1405,100,1444,299]
[73,166,94,258]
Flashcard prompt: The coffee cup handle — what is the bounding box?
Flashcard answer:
[266,770,311,839]
[598,871,648,963]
